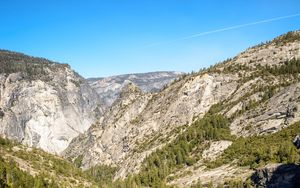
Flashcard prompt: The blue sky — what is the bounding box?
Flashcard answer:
[1,0,300,78]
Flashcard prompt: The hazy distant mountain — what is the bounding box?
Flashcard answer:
[87,71,184,107]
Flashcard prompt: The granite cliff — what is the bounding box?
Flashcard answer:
[0,50,103,154]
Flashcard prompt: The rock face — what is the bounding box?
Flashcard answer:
[169,164,253,187]
[87,71,183,108]
[251,164,300,188]
[0,50,103,154]
[202,140,232,160]
[63,81,152,168]
[229,82,300,136]
[64,31,300,180]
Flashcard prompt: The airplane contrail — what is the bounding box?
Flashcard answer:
[145,13,300,47]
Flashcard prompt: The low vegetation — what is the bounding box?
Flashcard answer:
[85,165,118,185]
[0,137,59,188]
[0,155,59,188]
[0,136,141,187]
[272,31,300,46]
[265,58,300,76]
[208,121,300,169]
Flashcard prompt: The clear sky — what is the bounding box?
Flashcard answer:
[1,0,300,78]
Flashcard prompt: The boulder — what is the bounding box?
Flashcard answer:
[294,135,300,149]
[251,164,300,188]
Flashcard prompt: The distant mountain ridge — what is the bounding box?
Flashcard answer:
[87,71,183,108]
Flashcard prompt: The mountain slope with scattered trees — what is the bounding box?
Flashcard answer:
[65,30,300,187]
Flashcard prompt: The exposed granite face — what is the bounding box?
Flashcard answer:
[251,164,300,188]
[87,71,183,108]
[0,51,103,154]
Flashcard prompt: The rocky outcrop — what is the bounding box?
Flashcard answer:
[251,164,300,188]
[88,71,183,108]
[229,82,300,136]
[169,164,253,187]
[0,51,103,154]
[294,135,300,149]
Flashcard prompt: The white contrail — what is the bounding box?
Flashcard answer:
[145,13,300,47]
